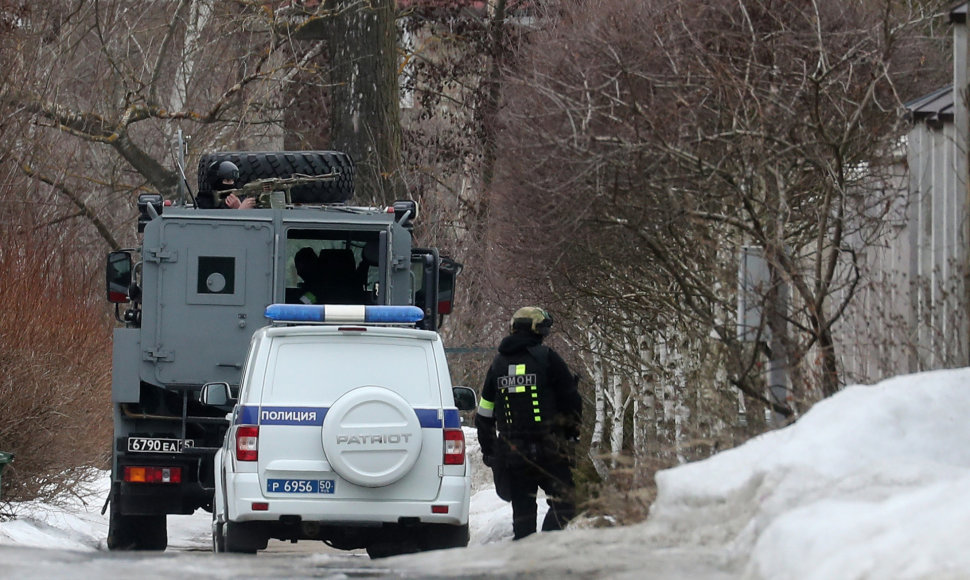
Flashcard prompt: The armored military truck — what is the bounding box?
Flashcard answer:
[103,149,460,550]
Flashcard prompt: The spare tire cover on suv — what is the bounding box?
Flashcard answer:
[322,386,424,487]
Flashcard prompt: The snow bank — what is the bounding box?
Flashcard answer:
[647,367,970,578]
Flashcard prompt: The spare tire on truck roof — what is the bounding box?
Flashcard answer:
[197,151,355,204]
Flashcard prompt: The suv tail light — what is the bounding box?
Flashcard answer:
[236,425,259,461]
[443,428,465,465]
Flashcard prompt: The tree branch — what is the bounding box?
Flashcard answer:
[19,162,123,250]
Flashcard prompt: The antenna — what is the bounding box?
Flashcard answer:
[173,129,192,206]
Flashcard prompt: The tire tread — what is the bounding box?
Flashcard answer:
[197,151,355,204]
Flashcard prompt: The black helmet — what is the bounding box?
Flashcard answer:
[210,161,239,191]
[510,306,553,336]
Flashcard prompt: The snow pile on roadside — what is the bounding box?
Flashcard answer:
[0,476,110,551]
[0,473,213,551]
[647,367,970,578]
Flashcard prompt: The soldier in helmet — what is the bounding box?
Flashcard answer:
[198,161,254,209]
[475,306,582,540]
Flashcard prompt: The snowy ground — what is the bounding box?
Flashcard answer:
[3,367,970,578]
[0,423,526,552]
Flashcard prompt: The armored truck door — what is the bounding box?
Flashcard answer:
[140,216,274,387]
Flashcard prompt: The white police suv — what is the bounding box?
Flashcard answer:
[204,304,476,557]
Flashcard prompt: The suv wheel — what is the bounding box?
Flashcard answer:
[419,523,470,551]
[366,540,421,559]
[224,521,265,554]
[212,517,226,553]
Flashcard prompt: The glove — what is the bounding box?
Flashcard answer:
[483,454,494,468]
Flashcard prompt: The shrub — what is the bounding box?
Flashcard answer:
[0,212,113,509]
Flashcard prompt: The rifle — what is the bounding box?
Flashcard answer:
[216,172,340,208]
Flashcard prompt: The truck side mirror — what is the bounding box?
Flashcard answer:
[411,249,438,331]
[452,386,477,411]
[137,193,164,233]
[106,251,132,303]
[392,199,418,230]
[437,257,462,315]
[200,382,235,407]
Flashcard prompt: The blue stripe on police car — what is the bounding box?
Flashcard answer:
[239,406,326,426]
[238,406,461,428]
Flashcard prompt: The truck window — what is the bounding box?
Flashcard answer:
[186,246,249,306]
[197,256,236,294]
[284,229,381,305]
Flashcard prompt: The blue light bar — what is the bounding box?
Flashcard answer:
[264,304,424,324]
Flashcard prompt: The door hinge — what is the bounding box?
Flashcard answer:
[144,248,178,263]
[144,348,174,362]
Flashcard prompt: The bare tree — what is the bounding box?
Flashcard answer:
[287,0,406,205]
[393,1,542,364]
[489,0,949,479]
[0,1,335,250]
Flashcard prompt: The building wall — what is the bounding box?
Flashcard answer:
[835,8,970,385]
[837,121,969,385]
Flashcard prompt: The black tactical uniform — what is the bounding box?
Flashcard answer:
[475,307,582,540]
[197,161,240,209]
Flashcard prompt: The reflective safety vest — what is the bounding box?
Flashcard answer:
[490,345,558,438]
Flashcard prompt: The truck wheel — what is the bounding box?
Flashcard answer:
[196,151,355,204]
[107,505,134,550]
[136,515,168,551]
[108,503,168,551]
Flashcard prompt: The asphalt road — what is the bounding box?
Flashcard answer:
[0,532,739,580]
[0,542,407,580]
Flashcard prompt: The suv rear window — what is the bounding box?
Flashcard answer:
[265,338,436,404]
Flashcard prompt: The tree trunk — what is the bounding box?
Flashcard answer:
[479,0,507,190]
[817,323,841,398]
[608,372,624,469]
[327,0,405,206]
[586,331,610,481]
[633,333,655,484]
